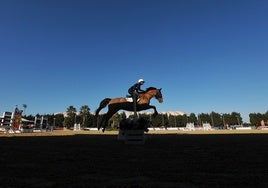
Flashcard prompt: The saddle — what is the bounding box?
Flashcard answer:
[125,95,140,102]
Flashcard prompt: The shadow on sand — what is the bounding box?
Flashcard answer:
[1,133,268,187]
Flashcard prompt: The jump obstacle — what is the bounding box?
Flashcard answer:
[117,118,149,145]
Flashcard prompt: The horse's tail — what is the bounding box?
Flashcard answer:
[95,98,111,116]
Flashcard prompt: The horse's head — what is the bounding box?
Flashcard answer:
[142,87,163,104]
[155,88,163,103]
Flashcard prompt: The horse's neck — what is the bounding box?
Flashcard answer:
[138,92,153,104]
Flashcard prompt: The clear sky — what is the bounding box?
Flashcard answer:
[1,0,268,122]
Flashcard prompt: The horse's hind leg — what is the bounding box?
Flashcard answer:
[97,116,103,131]
[101,108,117,132]
[101,114,109,132]
[97,114,109,131]
[96,114,107,132]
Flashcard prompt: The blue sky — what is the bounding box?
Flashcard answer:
[0,0,268,122]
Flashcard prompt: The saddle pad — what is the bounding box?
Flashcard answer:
[125,98,140,102]
[126,97,133,102]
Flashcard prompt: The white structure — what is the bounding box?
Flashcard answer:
[73,123,81,131]
[118,129,146,145]
[34,116,48,131]
[186,123,195,131]
[203,123,212,130]
[0,112,13,132]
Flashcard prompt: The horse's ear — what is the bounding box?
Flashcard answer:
[159,88,162,91]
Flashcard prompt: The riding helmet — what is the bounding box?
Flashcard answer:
[138,79,145,83]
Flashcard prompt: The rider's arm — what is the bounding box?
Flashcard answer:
[136,84,145,93]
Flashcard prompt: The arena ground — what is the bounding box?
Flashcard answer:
[1,129,268,188]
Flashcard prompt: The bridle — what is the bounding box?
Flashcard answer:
[154,88,162,100]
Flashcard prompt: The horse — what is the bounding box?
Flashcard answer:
[95,87,163,132]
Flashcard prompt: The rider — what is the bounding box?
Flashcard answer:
[128,79,145,104]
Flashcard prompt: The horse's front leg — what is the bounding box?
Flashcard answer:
[148,105,158,117]
[137,104,158,116]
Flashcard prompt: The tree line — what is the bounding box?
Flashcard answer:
[22,105,268,129]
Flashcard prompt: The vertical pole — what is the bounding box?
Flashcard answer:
[222,113,225,128]
[198,114,202,126]
[236,115,240,126]
[133,94,137,117]
[210,113,214,127]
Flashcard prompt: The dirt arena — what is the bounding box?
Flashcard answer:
[1,130,268,188]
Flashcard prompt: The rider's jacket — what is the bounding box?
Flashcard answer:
[128,82,145,94]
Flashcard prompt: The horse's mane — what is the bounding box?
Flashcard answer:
[145,87,157,92]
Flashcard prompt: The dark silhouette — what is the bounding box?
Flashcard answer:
[96,87,163,132]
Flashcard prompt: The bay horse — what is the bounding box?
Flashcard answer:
[95,87,163,132]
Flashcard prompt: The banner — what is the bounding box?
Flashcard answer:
[13,107,23,130]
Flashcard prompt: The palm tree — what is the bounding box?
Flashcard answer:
[22,104,27,116]
[66,105,76,115]
[64,106,77,129]
[80,105,90,127]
